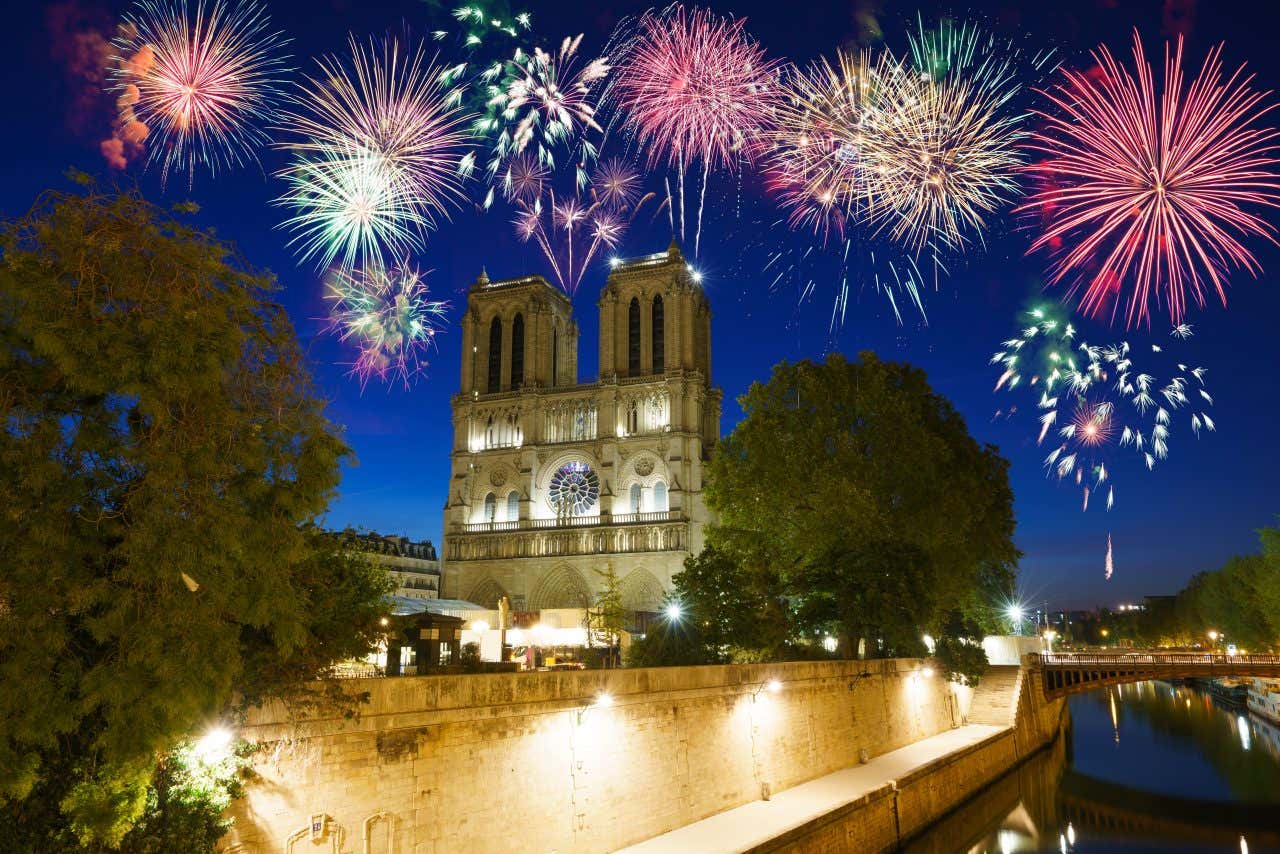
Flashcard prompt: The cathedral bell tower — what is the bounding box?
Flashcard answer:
[598,239,712,381]
[458,270,579,396]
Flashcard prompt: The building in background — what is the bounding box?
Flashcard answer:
[342,531,441,600]
[441,241,721,612]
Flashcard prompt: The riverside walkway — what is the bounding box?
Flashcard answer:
[616,724,1005,854]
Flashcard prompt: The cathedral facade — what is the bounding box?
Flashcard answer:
[440,242,721,612]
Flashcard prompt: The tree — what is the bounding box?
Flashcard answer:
[671,544,790,659]
[706,353,1019,664]
[0,183,390,847]
[587,566,627,667]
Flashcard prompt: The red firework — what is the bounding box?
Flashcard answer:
[611,5,780,172]
[1023,32,1280,328]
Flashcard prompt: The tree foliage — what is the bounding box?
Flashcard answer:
[0,185,390,846]
[587,566,628,667]
[705,353,1018,666]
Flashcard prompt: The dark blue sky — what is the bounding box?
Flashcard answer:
[18,0,1280,608]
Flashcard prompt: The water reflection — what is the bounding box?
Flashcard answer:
[907,681,1280,853]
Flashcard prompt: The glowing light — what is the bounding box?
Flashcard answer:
[920,667,935,678]
[664,603,683,621]
[111,0,289,186]
[766,679,782,693]
[379,616,390,627]
[595,692,614,708]
[1023,32,1280,327]
[193,726,233,763]
[471,620,490,633]
[822,636,838,653]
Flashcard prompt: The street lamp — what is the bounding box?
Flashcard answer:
[665,603,683,622]
[1006,604,1026,635]
[1043,629,1058,654]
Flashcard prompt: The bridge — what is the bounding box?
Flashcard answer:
[1028,652,1280,698]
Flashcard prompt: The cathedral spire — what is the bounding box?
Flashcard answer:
[666,237,683,261]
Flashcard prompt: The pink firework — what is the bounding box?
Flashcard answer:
[612,5,778,172]
[611,4,778,171]
[112,0,289,187]
[610,4,779,254]
[1023,32,1280,328]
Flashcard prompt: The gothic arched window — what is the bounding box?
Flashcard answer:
[629,483,642,514]
[654,481,668,512]
[483,492,497,523]
[652,294,664,374]
[628,297,641,375]
[487,316,502,393]
[510,313,524,390]
[506,490,519,522]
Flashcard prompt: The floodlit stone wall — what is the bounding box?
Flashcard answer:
[764,664,1067,853]
[220,659,968,853]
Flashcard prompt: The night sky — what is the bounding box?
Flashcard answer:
[16,0,1280,609]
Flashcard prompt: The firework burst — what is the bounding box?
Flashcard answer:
[609,4,781,254]
[111,0,289,186]
[763,48,879,243]
[992,304,1215,510]
[325,261,449,389]
[457,27,610,208]
[275,36,472,272]
[1023,32,1280,328]
[864,19,1031,253]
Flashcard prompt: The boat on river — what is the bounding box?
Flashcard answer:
[1249,678,1280,725]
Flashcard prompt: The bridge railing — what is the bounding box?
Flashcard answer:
[1029,652,1280,667]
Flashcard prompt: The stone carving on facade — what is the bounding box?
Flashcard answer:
[634,457,654,477]
[489,466,508,488]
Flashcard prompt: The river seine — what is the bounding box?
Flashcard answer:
[907,680,1280,853]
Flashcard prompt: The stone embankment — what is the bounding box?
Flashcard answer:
[219,658,1062,853]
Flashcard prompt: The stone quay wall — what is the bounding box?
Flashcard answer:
[220,659,971,854]
[759,666,1067,853]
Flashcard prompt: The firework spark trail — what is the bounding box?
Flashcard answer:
[275,36,472,272]
[609,4,781,255]
[111,0,289,186]
[1023,31,1280,328]
[510,159,655,294]
[326,261,449,390]
[1105,533,1114,579]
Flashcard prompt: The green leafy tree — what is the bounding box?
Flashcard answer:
[672,544,790,659]
[0,184,390,847]
[706,353,1019,664]
[587,565,628,667]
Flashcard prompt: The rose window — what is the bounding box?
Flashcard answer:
[548,462,599,516]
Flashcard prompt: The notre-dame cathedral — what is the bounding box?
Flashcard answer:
[440,241,721,612]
